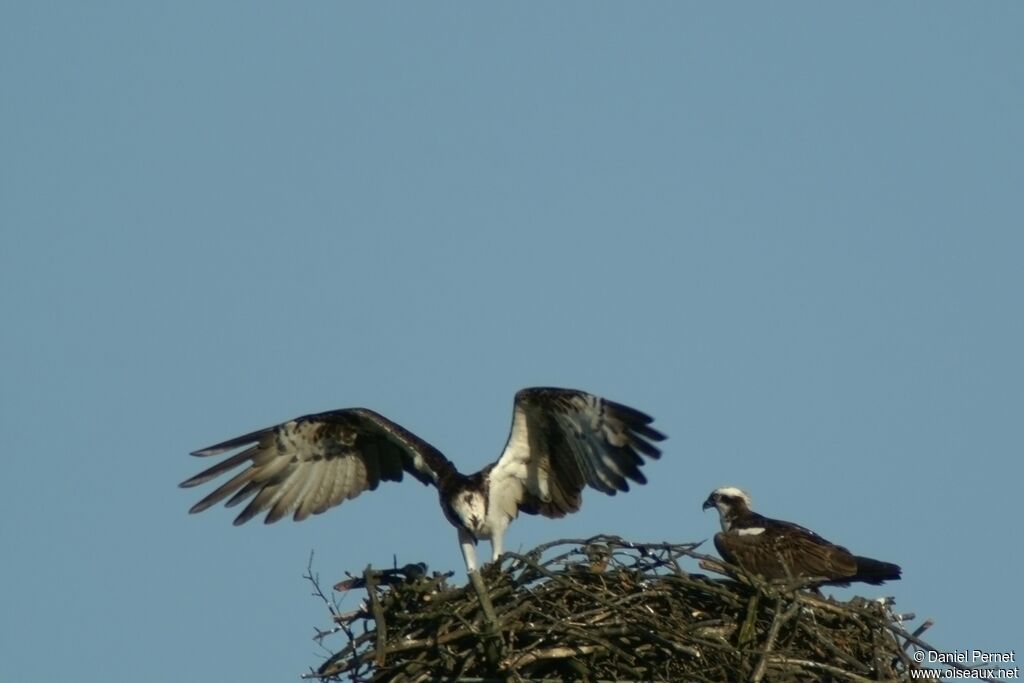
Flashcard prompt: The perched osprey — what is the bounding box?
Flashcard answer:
[702,487,901,586]
[181,387,665,573]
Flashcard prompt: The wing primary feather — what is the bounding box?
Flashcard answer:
[187,468,257,514]
[629,432,663,457]
[225,480,261,509]
[629,469,648,486]
[190,429,267,457]
[179,447,257,488]
[612,447,647,484]
[601,399,659,426]
[592,445,630,492]
[234,475,293,526]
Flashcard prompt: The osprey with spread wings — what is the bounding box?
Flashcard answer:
[182,387,665,573]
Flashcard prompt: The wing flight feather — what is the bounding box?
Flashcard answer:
[181,408,451,525]
[489,387,665,520]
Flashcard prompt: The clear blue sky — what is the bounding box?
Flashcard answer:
[2,3,1021,681]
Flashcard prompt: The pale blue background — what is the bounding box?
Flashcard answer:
[2,3,1021,681]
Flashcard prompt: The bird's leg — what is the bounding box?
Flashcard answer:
[458,528,479,573]
[489,529,504,564]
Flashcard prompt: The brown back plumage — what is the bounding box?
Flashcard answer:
[714,523,860,583]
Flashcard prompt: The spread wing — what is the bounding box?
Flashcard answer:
[180,408,453,525]
[487,387,665,521]
[715,519,858,583]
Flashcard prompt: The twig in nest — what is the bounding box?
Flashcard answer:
[751,598,799,683]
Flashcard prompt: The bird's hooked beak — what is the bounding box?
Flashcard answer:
[702,496,715,512]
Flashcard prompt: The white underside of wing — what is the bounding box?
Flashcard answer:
[260,420,374,520]
[261,464,303,516]
[490,404,551,522]
[292,458,326,518]
[315,456,343,511]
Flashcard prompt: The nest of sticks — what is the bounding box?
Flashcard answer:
[305,535,959,682]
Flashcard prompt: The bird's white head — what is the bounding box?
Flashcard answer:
[450,489,489,538]
[702,486,753,531]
